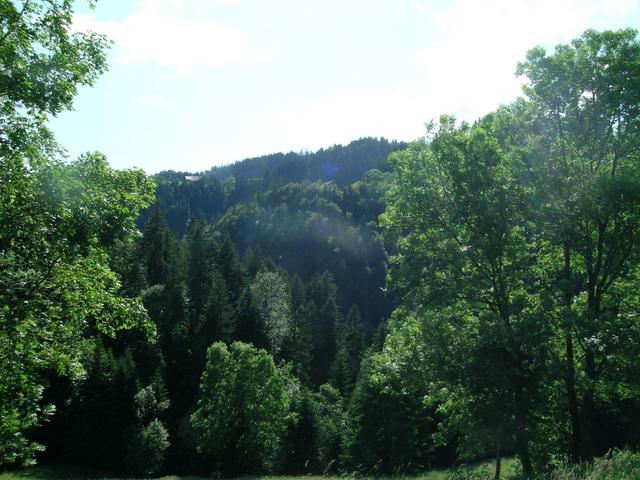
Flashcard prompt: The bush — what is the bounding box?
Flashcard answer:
[126,419,170,476]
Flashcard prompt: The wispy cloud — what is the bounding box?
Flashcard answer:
[259,91,423,155]
[260,0,640,154]
[214,0,242,6]
[411,0,638,122]
[62,0,639,173]
[135,95,175,108]
[392,8,409,22]
[73,0,272,73]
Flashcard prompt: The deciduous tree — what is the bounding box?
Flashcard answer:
[517,28,640,460]
[190,342,289,476]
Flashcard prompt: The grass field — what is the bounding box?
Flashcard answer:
[0,458,521,480]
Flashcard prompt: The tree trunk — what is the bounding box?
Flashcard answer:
[580,288,600,461]
[516,432,532,477]
[514,387,533,476]
[494,435,502,480]
[562,242,582,463]
[566,330,582,462]
[582,347,596,460]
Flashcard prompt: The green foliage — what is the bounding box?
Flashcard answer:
[546,450,640,480]
[0,0,110,156]
[281,275,314,384]
[307,272,341,386]
[345,314,438,475]
[280,384,318,474]
[0,2,153,464]
[132,383,169,428]
[236,284,269,347]
[185,220,216,318]
[151,165,395,335]
[126,419,170,477]
[217,234,247,306]
[382,117,552,473]
[373,27,640,477]
[330,304,365,395]
[251,271,292,354]
[207,137,406,195]
[3,21,640,478]
[141,206,174,287]
[60,339,139,470]
[516,28,640,461]
[126,383,171,476]
[0,155,154,466]
[190,342,290,476]
[312,384,346,474]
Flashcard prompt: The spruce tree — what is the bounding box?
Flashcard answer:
[185,219,216,321]
[312,297,340,386]
[235,285,268,348]
[282,275,314,384]
[217,234,247,306]
[141,205,173,286]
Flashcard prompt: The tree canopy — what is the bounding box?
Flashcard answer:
[0,0,153,466]
[191,342,290,476]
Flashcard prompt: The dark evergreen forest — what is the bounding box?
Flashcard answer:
[31,137,418,476]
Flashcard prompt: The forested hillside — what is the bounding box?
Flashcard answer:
[143,137,405,332]
[2,2,640,480]
[27,138,406,475]
[145,137,406,233]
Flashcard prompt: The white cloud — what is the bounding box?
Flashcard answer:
[65,0,639,173]
[393,8,409,22]
[135,95,175,108]
[214,0,242,6]
[411,0,639,122]
[73,0,272,73]
[155,91,427,172]
[599,0,638,16]
[412,3,427,18]
[261,91,423,154]
[250,0,640,155]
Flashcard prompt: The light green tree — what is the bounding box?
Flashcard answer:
[251,270,292,354]
[126,383,171,476]
[381,117,552,477]
[0,153,155,466]
[517,28,640,461]
[191,341,290,476]
[0,0,109,156]
[0,0,155,465]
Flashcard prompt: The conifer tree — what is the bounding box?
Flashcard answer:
[331,305,365,396]
[185,219,216,321]
[141,206,173,286]
[282,275,314,383]
[62,340,139,471]
[217,234,247,306]
[312,297,340,386]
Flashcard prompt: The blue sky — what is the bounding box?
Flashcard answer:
[51,0,640,173]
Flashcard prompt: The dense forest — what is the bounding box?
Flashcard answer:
[1,2,640,479]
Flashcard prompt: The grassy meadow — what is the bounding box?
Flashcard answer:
[3,451,640,479]
[0,458,522,480]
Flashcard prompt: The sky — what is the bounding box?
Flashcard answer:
[50,0,640,173]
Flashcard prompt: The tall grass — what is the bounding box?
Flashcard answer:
[0,451,637,480]
[544,450,640,480]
